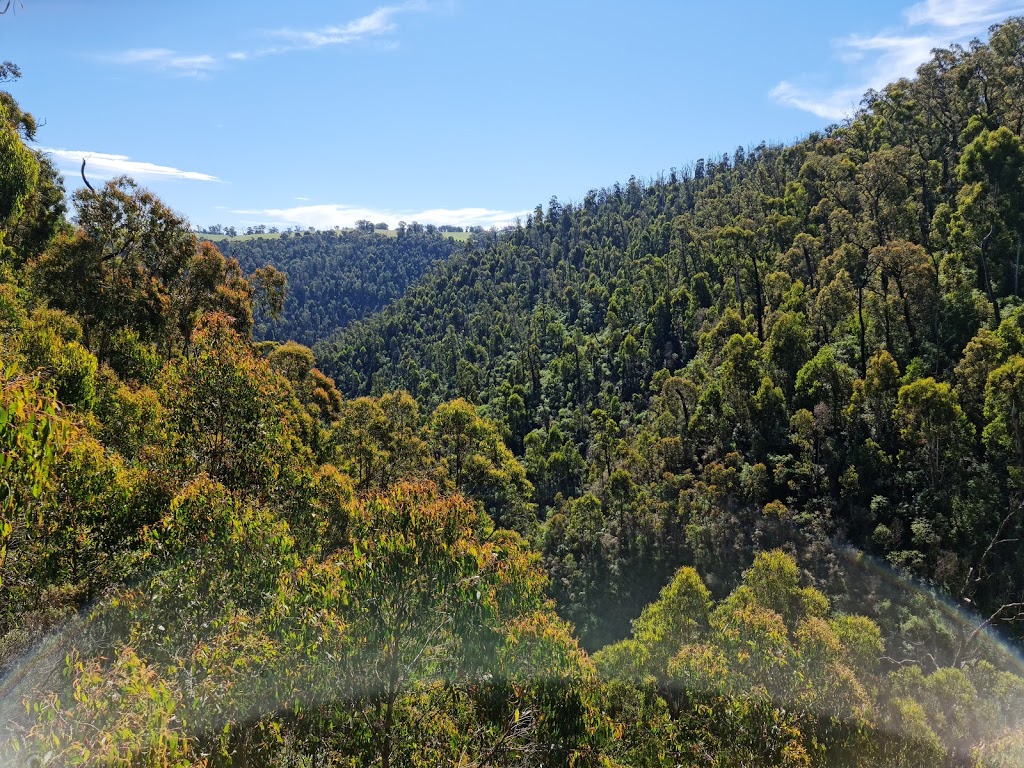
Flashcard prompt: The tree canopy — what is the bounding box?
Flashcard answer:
[4,21,1024,768]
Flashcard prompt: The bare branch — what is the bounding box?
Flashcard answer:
[80,158,95,193]
[955,601,1024,667]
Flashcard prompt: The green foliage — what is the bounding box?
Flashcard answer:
[304,21,1024,669]
[106,326,161,384]
[158,312,310,493]
[983,355,1024,483]
[217,228,461,347]
[31,186,256,360]
[0,363,67,591]
[630,567,711,670]
[6,22,1024,768]
[15,646,195,768]
[0,100,39,225]
[428,398,535,532]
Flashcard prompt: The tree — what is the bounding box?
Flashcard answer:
[896,377,973,494]
[766,311,812,398]
[31,179,234,356]
[630,566,711,671]
[951,123,1024,321]
[428,399,534,530]
[0,364,68,592]
[174,240,255,344]
[158,313,307,493]
[195,482,602,768]
[715,224,767,340]
[596,553,879,767]
[0,91,38,225]
[16,646,196,768]
[333,396,391,488]
[984,355,1024,488]
[6,152,67,265]
[871,240,938,363]
[794,346,855,424]
[250,264,286,320]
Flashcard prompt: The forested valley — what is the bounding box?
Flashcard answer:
[4,19,1024,768]
[215,230,462,348]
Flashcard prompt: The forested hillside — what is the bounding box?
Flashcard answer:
[215,229,461,347]
[319,22,1024,654]
[2,19,1024,768]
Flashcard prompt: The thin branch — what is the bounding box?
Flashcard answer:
[879,656,921,667]
[962,504,1022,599]
[956,601,1024,667]
[80,158,95,193]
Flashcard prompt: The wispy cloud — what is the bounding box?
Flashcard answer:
[41,148,220,182]
[770,82,868,121]
[905,0,1022,27]
[105,3,428,78]
[770,0,1024,120]
[269,4,414,50]
[232,203,530,230]
[105,48,220,77]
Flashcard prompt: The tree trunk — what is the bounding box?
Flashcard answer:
[858,281,868,378]
[980,224,1001,326]
[749,252,765,342]
[895,276,919,358]
[802,245,815,289]
[1015,231,1021,298]
[881,272,894,354]
[734,271,745,317]
[381,695,395,768]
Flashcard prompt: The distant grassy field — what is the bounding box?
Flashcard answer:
[198,229,474,243]
[198,232,284,242]
[375,229,474,242]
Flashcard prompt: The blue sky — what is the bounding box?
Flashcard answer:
[2,0,1023,230]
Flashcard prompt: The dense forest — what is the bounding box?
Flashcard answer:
[2,19,1024,768]
[214,230,461,347]
[317,19,1024,654]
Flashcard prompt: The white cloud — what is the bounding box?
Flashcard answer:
[41,148,220,182]
[271,6,403,49]
[233,203,530,230]
[769,82,867,121]
[770,0,1024,120]
[106,3,430,77]
[405,207,531,228]
[905,0,1024,27]
[105,48,219,77]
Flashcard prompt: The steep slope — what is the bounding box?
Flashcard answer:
[218,228,462,347]
[3,25,1024,766]
[319,21,1024,651]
